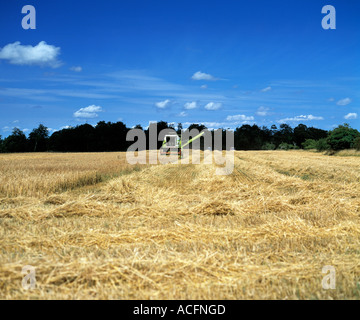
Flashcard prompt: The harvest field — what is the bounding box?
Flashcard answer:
[0,150,360,299]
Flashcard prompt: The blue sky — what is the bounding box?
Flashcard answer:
[0,0,359,136]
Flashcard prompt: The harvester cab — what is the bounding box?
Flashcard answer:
[160,132,204,158]
[160,135,181,156]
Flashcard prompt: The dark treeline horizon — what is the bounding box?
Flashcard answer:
[0,120,359,153]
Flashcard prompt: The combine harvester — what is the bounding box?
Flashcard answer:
[160,132,204,158]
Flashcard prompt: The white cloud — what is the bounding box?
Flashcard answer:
[256,106,269,116]
[261,86,272,92]
[191,71,217,81]
[182,121,225,129]
[200,122,224,129]
[328,97,335,102]
[278,115,324,123]
[155,99,171,109]
[70,66,82,72]
[184,101,198,110]
[2,126,29,133]
[337,98,352,106]
[344,113,357,120]
[178,111,188,117]
[200,84,208,89]
[226,114,254,121]
[0,41,61,67]
[182,120,252,130]
[205,102,222,111]
[73,105,103,118]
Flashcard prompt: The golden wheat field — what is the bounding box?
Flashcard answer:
[0,150,359,300]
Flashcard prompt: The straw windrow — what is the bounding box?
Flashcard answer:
[0,151,359,299]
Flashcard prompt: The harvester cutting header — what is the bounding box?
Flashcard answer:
[160,132,204,158]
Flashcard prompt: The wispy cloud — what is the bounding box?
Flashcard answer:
[256,106,269,116]
[184,101,198,110]
[191,71,218,81]
[344,113,357,120]
[278,114,324,123]
[70,66,82,72]
[182,121,225,129]
[226,114,254,121]
[155,99,171,109]
[270,80,337,89]
[177,111,188,117]
[107,71,184,93]
[73,105,103,118]
[261,86,272,92]
[205,102,222,111]
[0,41,61,67]
[337,98,352,106]
[182,120,254,130]
[0,87,116,100]
[2,126,11,132]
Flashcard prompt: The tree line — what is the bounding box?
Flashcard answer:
[0,121,359,153]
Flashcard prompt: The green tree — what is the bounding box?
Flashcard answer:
[29,124,49,152]
[234,124,264,150]
[315,138,330,151]
[302,139,317,150]
[272,123,293,147]
[294,124,309,147]
[0,135,4,153]
[185,123,208,150]
[353,137,360,151]
[4,128,28,152]
[278,142,296,150]
[187,123,207,132]
[262,142,276,150]
[327,124,360,151]
[177,123,183,135]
